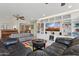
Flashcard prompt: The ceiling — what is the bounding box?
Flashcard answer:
[0,3,79,21]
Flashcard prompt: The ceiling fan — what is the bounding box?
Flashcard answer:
[13,14,25,20]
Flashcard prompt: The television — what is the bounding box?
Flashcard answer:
[46,22,60,31]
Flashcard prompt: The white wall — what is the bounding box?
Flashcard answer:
[0,18,30,30]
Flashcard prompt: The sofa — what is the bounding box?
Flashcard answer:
[42,37,72,56]
[63,37,79,56]
[0,37,79,56]
[0,38,32,56]
[27,37,73,56]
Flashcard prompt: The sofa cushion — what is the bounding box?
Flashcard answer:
[0,48,9,56]
[55,37,72,47]
[51,42,67,50]
[63,44,79,56]
[43,46,59,56]
[71,37,79,46]
[3,38,18,48]
[27,50,48,56]
[8,42,32,56]
[43,44,66,56]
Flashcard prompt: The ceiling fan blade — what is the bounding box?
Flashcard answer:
[13,14,25,20]
[20,16,25,20]
[20,18,25,20]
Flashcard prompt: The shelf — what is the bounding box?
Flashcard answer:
[0,29,18,39]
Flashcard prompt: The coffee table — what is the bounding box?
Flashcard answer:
[32,39,47,51]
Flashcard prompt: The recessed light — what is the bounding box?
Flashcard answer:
[68,5,72,8]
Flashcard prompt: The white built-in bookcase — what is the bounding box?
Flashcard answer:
[36,9,79,40]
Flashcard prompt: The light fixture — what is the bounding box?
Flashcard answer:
[45,3,48,5]
[61,3,66,6]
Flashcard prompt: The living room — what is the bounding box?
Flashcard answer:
[0,2,79,57]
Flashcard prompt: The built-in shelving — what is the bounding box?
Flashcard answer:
[37,9,79,40]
